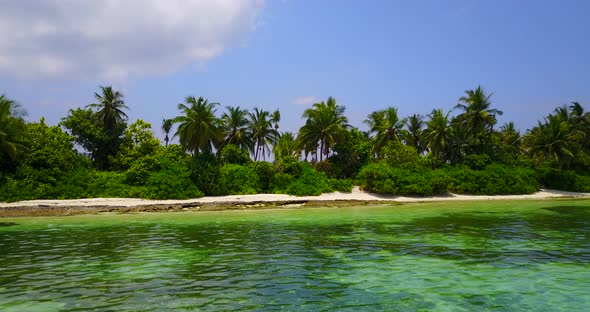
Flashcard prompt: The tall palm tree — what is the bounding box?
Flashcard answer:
[273,132,298,161]
[364,107,405,157]
[173,96,222,155]
[454,86,503,150]
[271,109,281,130]
[221,106,252,151]
[424,109,451,161]
[161,118,174,147]
[298,97,349,161]
[0,95,27,160]
[86,86,129,131]
[248,108,279,161]
[402,113,425,154]
[522,115,577,167]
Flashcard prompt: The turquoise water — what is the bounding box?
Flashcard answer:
[0,200,589,311]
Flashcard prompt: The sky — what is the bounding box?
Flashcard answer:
[1,0,589,143]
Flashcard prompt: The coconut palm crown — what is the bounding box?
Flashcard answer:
[173,96,222,155]
[87,86,129,131]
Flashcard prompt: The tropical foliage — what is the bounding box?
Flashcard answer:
[365,107,405,158]
[87,86,129,131]
[173,96,222,155]
[249,108,279,161]
[298,97,349,161]
[0,95,27,163]
[0,86,588,202]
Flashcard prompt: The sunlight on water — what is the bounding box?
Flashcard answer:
[0,200,589,311]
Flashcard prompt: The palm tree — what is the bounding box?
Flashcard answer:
[173,96,222,155]
[522,115,576,167]
[364,107,405,157]
[0,95,27,160]
[499,122,521,149]
[454,86,503,150]
[248,108,279,161]
[569,102,589,151]
[271,109,281,130]
[402,114,425,154]
[221,106,252,151]
[161,118,174,147]
[298,97,349,161]
[424,109,451,161]
[567,102,589,132]
[569,101,585,118]
[86,86,129,131]
[273,132,299,161]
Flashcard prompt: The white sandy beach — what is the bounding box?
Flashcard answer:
[1,187,588,208]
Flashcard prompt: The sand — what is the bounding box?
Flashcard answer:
[1,187,588,209]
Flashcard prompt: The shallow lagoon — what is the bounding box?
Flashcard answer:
[0,199,589,311]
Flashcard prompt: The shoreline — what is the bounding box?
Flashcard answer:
[1,187,589,217]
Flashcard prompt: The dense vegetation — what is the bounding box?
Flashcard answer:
[0,86,588,201]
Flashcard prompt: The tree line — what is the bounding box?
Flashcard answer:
[0,85,588,201]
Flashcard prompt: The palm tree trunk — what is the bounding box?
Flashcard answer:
[254,144,258,161]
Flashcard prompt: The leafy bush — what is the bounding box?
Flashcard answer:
[447,164,539,195]
[462,154,492,170]
[381,142,427,170]
[218,164,259,195]
[276,156,303,177]
[125,155,158,185]
[284,165,332,196]
[536,168,590,192]
[270,163,334,196]
[328,178,353,193]
[86,171,143,198]
[314,161,337,178]
[271,172,295,193]
[329,128,372,178]
[190,153,221,196]
[220,144,251,165]
[249,161,276,193]
[143,162,203,199]
[357,162,450,196]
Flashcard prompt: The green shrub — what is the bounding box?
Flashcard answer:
[249,161,276,193]
[270,163,335,196]
[447,164,539,195]
[537,168,590,192]
[462,154,492,170]
[190,153,221,196]
[271,172,295,193]
[0,165,96,201]
[277,156,303,177]
[329,178,353,193]
[218,164,259,195]
[284,165,332,196]
[144,164,203,199]
[314,161,337,178]
[86,171,143,198]
[357,162,450,196]
[125,155,158,185]
[220,144,251,165]
[381,141,427,170]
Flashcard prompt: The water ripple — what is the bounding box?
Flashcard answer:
[0,203,589,311]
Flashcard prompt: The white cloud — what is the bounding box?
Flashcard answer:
[292,96,319,106]
[0,0,264,80]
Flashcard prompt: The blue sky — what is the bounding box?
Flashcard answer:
[1,0,589,142]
